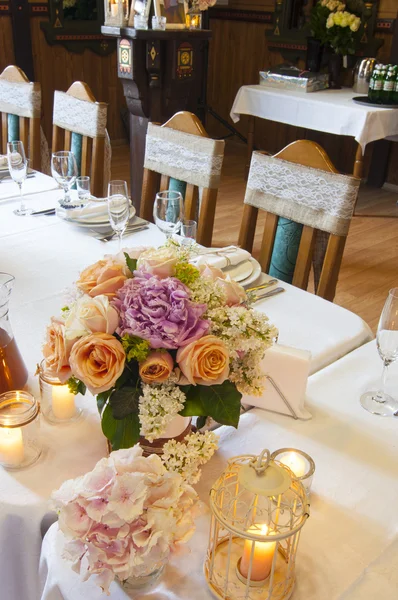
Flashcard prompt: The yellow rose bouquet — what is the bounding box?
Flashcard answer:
[42,242,277,455]
[310,0,362,55]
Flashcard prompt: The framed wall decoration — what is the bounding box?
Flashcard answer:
[154,0,188,29]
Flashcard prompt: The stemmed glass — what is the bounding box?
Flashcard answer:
[51,151,78,208]
[7,141,31,216]
[360,288,398,416]
[153,191,184,238]
[107,180,130,250]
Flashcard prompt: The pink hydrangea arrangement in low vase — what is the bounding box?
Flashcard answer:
[42,242,277,454]
[51,445,208,595]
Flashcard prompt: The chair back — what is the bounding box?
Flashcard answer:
[52,82,109,197]
[239,140,360,301]
[141,111,225,246]
[0,65,41,170]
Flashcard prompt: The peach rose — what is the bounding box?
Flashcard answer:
[216,276,247,306]
[198,263,226,282]
[177,335,229,386]
[139,350,174,384]
[76,258,128,298]
[69,332,126,394]
[137,247,178,278]
[43,317,75,382]
[64,295,119,340]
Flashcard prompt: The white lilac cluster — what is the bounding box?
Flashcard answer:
[208,305,278,395]
[139,383,186,442]
[188,275,226,312]
[162,431,218,485]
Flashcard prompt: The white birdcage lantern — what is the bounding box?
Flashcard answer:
[104,0,129,26]
[205,449,310,600]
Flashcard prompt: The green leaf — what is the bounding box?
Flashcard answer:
[101,403,140,450]
[109,385,140,420]
[196,415,208,430]
[180,381,242,428]
[97,390,112,415]
[124,253,137,275]
[67,376,86,396]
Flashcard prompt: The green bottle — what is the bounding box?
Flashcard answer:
[382,67,396,104]
[393,69,398,105]
[368,69,377,102]
[373,69,384,104]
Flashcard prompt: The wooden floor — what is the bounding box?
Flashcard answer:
[111,142,398,332]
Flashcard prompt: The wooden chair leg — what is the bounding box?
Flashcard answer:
[258,212,278,273]
[245,116,255,179]
[141,169,160,222]
[184,184,198,221]
[238,204,258,252]
[30,117,41,171]
[92,136,105,197]
[1,113,8,154]
[198,188,217,247]
[317,235,346,301]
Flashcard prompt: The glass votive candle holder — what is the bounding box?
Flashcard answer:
[0,390,42,470]
[38,360,82,424]
[271,448,315,494]
[181,219,197,245]
[76,176,91,203]
[134,14,148,30]
[152,15,166,30]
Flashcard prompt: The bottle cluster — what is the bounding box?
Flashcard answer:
[368,64,398,105]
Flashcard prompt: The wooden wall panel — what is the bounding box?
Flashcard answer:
[0,17,16,70]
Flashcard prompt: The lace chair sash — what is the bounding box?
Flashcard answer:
[0,80,41,119]
[53,91,107,138]
[144,123,225,189]
[245,152,360,236]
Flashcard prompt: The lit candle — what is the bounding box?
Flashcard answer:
[0,426,24,467]
[110,1,119,17]
[52,385,76,420]
[279,451,307,478]
[240,524,276,581]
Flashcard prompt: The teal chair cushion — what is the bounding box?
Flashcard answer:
[166,177,187,222]
[70,132,83,188]
[269,217,303,284]
[7,114,20,143]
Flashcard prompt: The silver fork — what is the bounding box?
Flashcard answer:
[95,224,148,242]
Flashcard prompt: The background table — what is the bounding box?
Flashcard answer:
[230,86,398,178]
[39,340,398,599]
[0,171,58,201]
[0,183,372,599]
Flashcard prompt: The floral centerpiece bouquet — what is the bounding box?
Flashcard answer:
[43,242,277,452]
[310,0,362,55]
[52,445,205,594]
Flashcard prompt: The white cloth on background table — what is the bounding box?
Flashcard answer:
[0,171,58,202]
[230,86,398,150]
[39,341,398,600]
[0,182,372,599]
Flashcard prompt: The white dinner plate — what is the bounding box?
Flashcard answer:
[57,206,136,231]
[223,259,254,283]
[240,257,262,289]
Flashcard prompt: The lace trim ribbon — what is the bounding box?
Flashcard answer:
[144,123,225,189]
[53,91,108,138]
[245,152,360,236]
[0,80,41,119]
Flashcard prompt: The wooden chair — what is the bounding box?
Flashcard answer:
[140,111,225,247]
[238,140,360,301]
[52,82,109,197]
[0,65,41,170]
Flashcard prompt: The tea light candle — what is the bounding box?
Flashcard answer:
[239,524,276,581]
[0,425,24,467]
[52,385,76,421]
[280,451,307,478]
[271,448,315,493]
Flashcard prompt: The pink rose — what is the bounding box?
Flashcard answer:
[198,263,226,282]
[216,276,247,306]
[137,247,178,278]
[69,332,126,394]
[76,258,128,298]
[43,317,75,382]
[64,295,119,340]
[177,335,230,386]
[139,350,174,384]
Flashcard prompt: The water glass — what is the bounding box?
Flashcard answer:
[108,180,130,249]
[181,219,197,244]
[152,15,166,30]
[134,14,148,29]
[51,151,78,208]
[76,176,91,202]
[7,141,31,216]
[153,191,184,239]
[360,287,398,416]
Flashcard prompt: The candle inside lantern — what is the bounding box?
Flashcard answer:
[0,424,24,467]
[279,451,307,478]
[110,0,119,17]
[52,385,76,420]
[240,524,276,581]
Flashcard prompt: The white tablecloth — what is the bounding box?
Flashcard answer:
[39,340,398,600]
[0,171,58,202]
[0,185,373,599]
[230,86,398,150]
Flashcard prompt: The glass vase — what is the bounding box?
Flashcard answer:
[328,53,343,90]
[38,360,83,424]
[306,37,323,73]
[119,564,165,595]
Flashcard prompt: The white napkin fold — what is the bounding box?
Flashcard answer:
[192,246,251,270]
[66,201,109,223]
[0,155,8,169]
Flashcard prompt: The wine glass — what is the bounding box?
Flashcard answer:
[107,180,130,250]
[153,191,184,238]
[51,151,78,208]
[360,288,398,416]
[7,141,31,216]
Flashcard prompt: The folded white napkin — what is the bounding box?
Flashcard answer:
[0,155,8,169]
[192,246,251,270]
[66,201,109,223]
